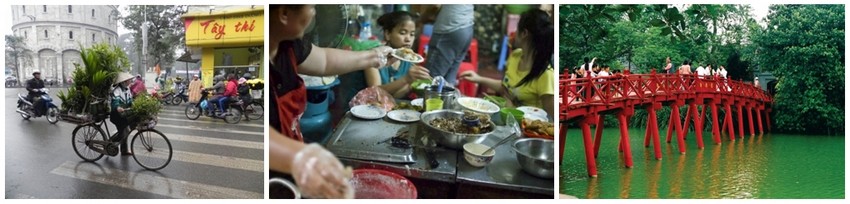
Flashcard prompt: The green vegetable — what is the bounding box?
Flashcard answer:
[411,79,431,90]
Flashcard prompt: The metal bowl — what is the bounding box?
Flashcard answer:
[512,138,555,179]
[420,110,495,149]
[269,178,301,199]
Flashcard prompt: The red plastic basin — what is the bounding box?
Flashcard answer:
[350,169,417,199]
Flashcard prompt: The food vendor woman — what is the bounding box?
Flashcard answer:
[268,5,397,199]
[460,9,555,121]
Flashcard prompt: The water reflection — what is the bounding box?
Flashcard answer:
[561,129,844,198]
[619,168,632,198]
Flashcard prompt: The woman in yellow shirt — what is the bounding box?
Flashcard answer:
[460,9,555,121]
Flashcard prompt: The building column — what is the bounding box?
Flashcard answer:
[201,47,215,87]
[59,52,65,84]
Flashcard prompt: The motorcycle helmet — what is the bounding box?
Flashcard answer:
[32,70,41,76]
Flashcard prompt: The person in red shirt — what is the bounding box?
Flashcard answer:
[269,5,397,199]
[216,74,238,117]
[129,75,147,97]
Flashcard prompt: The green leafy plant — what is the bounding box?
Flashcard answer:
[127,93,162,123]
[58,43,130,117]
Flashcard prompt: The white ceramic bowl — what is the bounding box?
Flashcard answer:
[456,97,500,115]
[463,143,496,167]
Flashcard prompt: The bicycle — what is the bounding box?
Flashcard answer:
[241,97,264,121]
[70,109,173,171]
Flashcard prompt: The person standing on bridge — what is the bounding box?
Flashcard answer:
[580,57,596,78]
[678,61,692,75]
[695,63,707,78]
[664,57,673,74]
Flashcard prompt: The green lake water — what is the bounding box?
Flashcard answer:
[560,128,845,199]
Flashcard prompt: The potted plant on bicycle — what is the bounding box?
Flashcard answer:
[57,43,130,124]
[126,93,162,130]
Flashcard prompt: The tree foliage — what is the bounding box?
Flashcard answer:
[751,5,844,134]
[119,5,187,70]
[559,4,756,77]
[5,35,31,78]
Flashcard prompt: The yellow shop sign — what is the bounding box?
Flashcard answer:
[183,9,264,47]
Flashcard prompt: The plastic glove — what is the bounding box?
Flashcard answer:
[291,143,354,199]
[371,46,393,68]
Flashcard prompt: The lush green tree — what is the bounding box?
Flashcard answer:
[751,4,844,135]
[120,5,187,72]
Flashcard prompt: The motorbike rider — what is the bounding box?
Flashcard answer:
[25,70,46,115]
[205,75,226,115]
[217,74,238,117]
[110,72,136,156]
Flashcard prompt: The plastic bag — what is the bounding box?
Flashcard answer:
[200,100,208,110]
[349,87,395,112]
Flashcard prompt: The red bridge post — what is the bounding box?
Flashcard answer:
[593,115,604,158]
[725,103,736,141]
[580,116,598,177]
[710,101,721,144]
[618,108,634,168]
[690,102,705,149]
[673,100,687,154]
[737,103,745,139]
[648,102,663,160]
[756,105,764,134]
[747,105,755,137]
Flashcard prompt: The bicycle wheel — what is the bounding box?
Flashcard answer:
[246,102,264,120]
[131,129,173,170]
[185,103,201,120]
[224,108,242,124]
[72,124,107,162]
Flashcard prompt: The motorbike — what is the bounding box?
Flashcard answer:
[16,88,60,124]
[184,90,243,124]
[167,88,189,106]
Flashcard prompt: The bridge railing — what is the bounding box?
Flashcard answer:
[560,72,772,120]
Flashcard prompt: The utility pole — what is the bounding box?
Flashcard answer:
[141,5,149,80]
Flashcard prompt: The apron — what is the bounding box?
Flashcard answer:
[272,47,307,141]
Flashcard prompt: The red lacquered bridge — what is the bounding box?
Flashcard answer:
[559,70,773,177]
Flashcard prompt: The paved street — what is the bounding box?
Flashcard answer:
[4,88,264,199]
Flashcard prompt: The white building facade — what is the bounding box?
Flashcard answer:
[10,5,119,83]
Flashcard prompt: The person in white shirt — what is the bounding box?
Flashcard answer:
[580,57,596,78]
[695,64,706,78]
[718,66,728,78]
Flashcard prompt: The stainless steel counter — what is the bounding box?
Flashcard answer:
[327,113,457,183]
[325,112,553,196]
[455,127,555,195]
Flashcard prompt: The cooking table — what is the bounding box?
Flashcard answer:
[324,112,554,198]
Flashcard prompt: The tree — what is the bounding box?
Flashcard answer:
[120,5,187,75]
[5,35,32,80]
[118,33,140,74]
[751,4,845,135]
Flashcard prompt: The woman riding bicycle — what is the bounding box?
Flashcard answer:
[110,72,136,156]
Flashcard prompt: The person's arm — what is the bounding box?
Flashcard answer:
[375,65,431,98]
[459,71,508,95]
[541,94,555,122]
[25,80,35,93]
[269,129,354,199]
[269,129,306,173]
[298,45,393,76]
